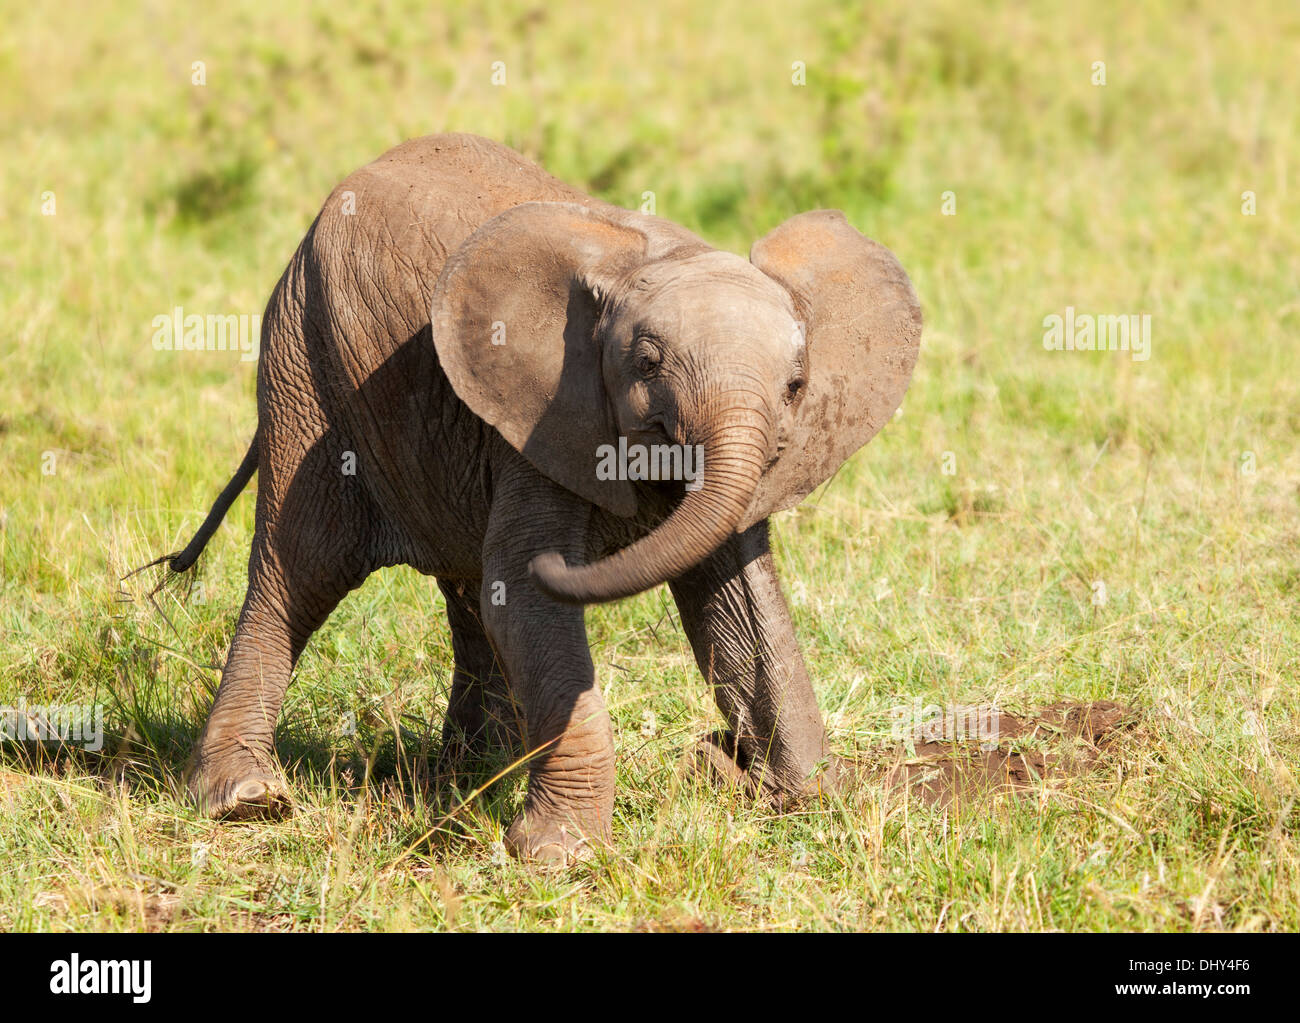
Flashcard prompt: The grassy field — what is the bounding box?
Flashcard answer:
[1,0,1297,931]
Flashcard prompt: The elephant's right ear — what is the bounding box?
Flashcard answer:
[431,202,648,517]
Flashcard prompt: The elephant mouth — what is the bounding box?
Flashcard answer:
[765,438,788,472]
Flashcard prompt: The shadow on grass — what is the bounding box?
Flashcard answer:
[0,703,526,857]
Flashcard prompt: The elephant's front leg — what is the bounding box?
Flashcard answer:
[669,520,835,805]
[480,459,616,865]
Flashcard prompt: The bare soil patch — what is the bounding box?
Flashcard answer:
[877,700,1136,807]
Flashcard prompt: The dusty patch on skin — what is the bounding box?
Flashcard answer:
[874,700,1136,807]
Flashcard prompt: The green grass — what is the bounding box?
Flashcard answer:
[1,0,1297,931]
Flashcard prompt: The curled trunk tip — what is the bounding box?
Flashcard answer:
[528,552,575,599]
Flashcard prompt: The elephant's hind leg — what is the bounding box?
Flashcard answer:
[186,528,365,819]
[435,576,522,787]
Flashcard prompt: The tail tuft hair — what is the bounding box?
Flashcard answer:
[125,432,259,589]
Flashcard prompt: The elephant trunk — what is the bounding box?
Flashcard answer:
[529,402,770,605]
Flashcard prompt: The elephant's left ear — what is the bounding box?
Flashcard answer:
[431,202,648,517]
[742,210,922,527]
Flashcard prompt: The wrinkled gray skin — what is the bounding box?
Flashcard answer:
[170,134,921,864]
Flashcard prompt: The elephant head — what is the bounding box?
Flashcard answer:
[431,203,921,604]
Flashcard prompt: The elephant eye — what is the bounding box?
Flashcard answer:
[784,376,806,405]
[634,337,662,376]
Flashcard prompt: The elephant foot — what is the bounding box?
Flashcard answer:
[186,749,293,821]
[504,808,606,867]
[688,730,752,792]
[685,730,845,809]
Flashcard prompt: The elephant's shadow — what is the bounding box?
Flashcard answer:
[0,687,525,831]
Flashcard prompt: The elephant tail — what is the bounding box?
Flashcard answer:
[132,432,260,583]
[168,430,260,572]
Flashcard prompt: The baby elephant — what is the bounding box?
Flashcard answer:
[166,133,921,863]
